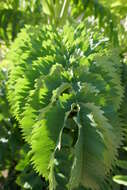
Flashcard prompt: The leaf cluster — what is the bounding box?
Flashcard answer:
[6,19,124,190]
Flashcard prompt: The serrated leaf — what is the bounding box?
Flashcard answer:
[6,20,123,190]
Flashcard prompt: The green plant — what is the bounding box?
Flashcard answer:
[0,0,44,43]
[6,18,124,189]
[1,0,127,190]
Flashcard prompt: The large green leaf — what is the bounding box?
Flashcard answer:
[7,19,123,190]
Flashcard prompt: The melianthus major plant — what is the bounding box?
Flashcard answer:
[5,1,127,190]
